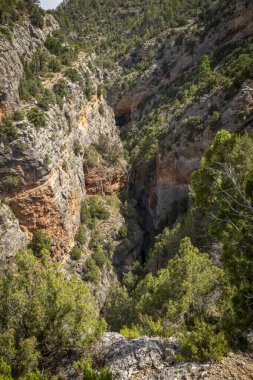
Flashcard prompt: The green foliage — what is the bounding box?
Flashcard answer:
[98,104,105,116]
[64,68,81,83]
[92,246,108,269]
[176,319,229,362]
[182,115,204,132]
[31,230,51,256]
[0,117,18,142]
[19,51,49,102]
[81,359,112,380]
[0,357,12,379]
[55,0,205,68]
[0,26,12,43]
[0,0,45,28]
[83,258,100,285]
[103,282,133,331]
[45,34,78,65]
[45,36,63,55]
[85,79,92,101]
[120,325,141,339]
[48,58,61,73]
[27,107,46,129]
[29,6,44,28]
[43,154,51,166]
[134,238,225,329]
[119,225,128,239]
[37,90,56,111]
[0,250,105,377]
[191,130,253,336]
[71,246,82,261]
[76,225,87,245]
[12,109,24,122]
[74,139,83,155]
[53,79,68,99]
[105,238,225,336]
[94,134,123,164]
[80,197,109,227]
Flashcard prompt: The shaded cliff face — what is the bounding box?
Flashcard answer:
[0,17,126,265]
[113,0,253,229]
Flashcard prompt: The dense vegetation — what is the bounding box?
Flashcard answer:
[56,0,235,65]
[1,0,253,377]
[104,131,253,360]
[0,0,45,27]
[0,245,106,378]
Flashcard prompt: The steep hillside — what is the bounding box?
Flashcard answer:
[0,0,253,379]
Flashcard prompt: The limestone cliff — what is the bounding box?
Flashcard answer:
[113,0,253,229]
[0,16,126,267]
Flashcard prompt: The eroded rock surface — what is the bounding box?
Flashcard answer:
[92,333,253,380]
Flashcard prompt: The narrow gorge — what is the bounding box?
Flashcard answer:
[0,0,253,379]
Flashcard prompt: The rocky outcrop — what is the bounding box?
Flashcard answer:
[0,19,125,260]
[0,15,58,115]
[84,164,127,195]
[0,203,27,273]
[92,333,253,380]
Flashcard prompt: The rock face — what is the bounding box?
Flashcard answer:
[0,18,125,260]
[0,15,58,115]
[93,333,253,380]
[0,203,27,273]
[115,0,253,227]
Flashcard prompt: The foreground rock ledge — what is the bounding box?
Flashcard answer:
[91,333,253,380]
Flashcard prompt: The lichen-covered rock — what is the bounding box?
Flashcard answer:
[0,203,27,273]
[92,333,166,379]
[92,333,253,380]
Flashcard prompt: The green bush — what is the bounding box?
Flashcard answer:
[27,107,46,129]
[29,8,44,29]
[19,56,44,102]
[191,130,253,336]
[0,26,12,43]
[103,282,133,331]
[64,68,81,83]
[120,325,141,339]
[0,250,105,377]
[45,36,63,55]
[80,197,109,227]
[43,154,51,167]
[37,90,56,111]
[48,58,61,72]
[81,359,112,380]
[182,115,204,131]
[31,230,52,257]
[83,258,100,284]
[0,117,18,142]
[71,246,82,260]
[4,175,22,189]
[176,319,229,362]
[12,109,24,122]
[85,80,93,101]
[93,247,107,269]
[74,139,83,155]
[53,79,68,99]
[119,225,128,239]
[0,357,12,379]
[76,225,87,245]
[98,104,105,116]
